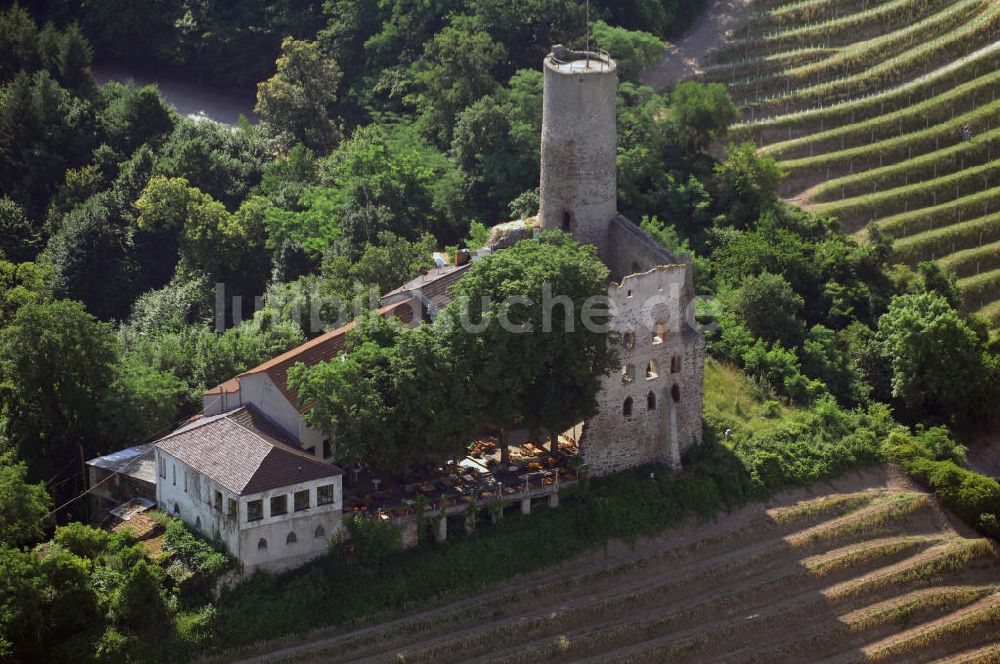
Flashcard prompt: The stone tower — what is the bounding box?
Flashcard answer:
[538,45,705,476]
[539,46,618,253]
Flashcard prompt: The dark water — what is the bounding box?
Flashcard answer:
[92,64,257,125]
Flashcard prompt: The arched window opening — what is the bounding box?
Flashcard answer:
[258,538,267,550]
[286,532,298,545]
[671,384,681,403]
[173,503,180,516]
[646,360,659,380]
[621,364,635,383]
[195,516,202,531]
[623,330,636,349]
[652,321,666,345]
[671,355,682,374]
[647,391,656,411]
[623,397,634,419]
[315,525,326,539]
[561,211,571,232]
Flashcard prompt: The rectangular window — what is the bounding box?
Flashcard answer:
[322,440,332,459]
[215,490,223,511]
[317,484,335,506]
[172,464,176,486]
[159,457,166,478]
[228,498,238,519]
[270,495,287,517]
[294,490,310,512]
[184,471,188,493]
[247,500,263,522]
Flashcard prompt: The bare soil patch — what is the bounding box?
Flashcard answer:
[642,0,756,90]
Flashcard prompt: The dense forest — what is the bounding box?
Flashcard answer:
[2,1,1000,661]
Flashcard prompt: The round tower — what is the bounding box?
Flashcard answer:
[539,45,618,251]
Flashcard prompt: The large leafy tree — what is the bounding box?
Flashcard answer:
[135,176,268,293]
[97,82,175,157]
[0,198,40,263]
[0,260,52,327]
[0,301,118,500]
[0,70,96,220]
[590,21,665,82]
[266,123,464,258]
[44,193,135,321]
[671,81,739,154]
[875,292,994,424]
[291,314,482,470]
[452,69,543,221]
[0,455,51,548]
[405,15,506,144]
[256,37,344,153]
[444,231,616,457]
[726,272,805,349]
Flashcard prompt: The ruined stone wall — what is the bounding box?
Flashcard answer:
[606,215,682,283]
[580,266,705,476]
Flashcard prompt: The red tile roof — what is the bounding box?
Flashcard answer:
[203,299,416,409]
[155,406,341,496]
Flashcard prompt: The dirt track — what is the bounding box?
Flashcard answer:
[642,0,755,90]
[226,467,1000,663]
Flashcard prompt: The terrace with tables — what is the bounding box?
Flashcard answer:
[341,433,584,543]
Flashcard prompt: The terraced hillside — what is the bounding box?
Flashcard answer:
[707,0,1000,324]
[235,469,1000,663]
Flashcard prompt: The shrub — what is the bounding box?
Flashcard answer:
[337,511,404,568]
[53,522,110,560]
[163,519,231,579]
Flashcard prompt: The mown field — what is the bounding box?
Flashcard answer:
[228,468,1000,663]
[708,0,1000,325]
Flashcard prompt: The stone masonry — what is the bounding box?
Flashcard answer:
[539,46,705,475]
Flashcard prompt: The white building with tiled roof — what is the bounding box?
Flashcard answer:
[154,405,343,574]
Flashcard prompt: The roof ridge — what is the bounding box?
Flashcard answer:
[224,408,333,468]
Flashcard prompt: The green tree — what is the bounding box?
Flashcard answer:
[0,455,51,547]
[451,70,543,220]
[135,176,252,284]
[590,21,665,82]
[107,559,170,630]
[0,198,40,262]
[52,23,94,95]
[727,272,805,348]
[917,260,963,311]
[267,124,464,257]
[256,37,343,153]
[0,301,118,496]
[712,142,783,229]
[443,231,616,458]
[0,260,52,327]
[100,360,187,448]
[154,119,269,211]
[289,313,402,466]
[0,70,96,219]
[405,16,506,144]
[52,522,110,560]
[98,82,175,156]
[875,292,992,423]
[291,312,482,469]
[45,192,136,321]
[0,545,49,660]
[671,81,738,153]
